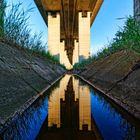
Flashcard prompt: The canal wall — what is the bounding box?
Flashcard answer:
[79,50,140,119]
[0,40,65,124]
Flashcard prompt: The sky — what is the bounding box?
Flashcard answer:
[90,0,133,54]
[7,0,133,55]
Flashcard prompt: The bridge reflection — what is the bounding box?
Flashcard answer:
[1,75,139,140]
[37,75,102,140]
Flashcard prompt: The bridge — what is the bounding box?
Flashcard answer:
[34,0,103,69]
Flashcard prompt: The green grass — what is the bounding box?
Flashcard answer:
[73,16,140,70]
[0,0,6,37]
[0,2,65,68]
[32,50,66,68]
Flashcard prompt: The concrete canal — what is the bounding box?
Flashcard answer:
[0,74,140,140]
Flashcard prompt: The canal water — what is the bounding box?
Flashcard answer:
[0,74,140,140]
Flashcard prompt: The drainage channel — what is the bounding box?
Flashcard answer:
[0,74,140,140]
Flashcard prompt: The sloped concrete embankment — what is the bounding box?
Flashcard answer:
[0,41,65,124]
[79,50,140,119]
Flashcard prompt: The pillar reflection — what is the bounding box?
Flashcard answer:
[79,85,91,131]
[48,75,71,128]
[48,75,91,131]
[48,87,61,128]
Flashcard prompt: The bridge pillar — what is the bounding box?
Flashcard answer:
[48,12,60,59]
[60,40,65,65]
[73,40,79,65]
[60,40,72,69]
[79,12,90,62]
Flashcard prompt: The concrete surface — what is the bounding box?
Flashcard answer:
[79,50,140,119]
[0,41,65,123]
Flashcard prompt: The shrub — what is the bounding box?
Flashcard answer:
[0,0,6,37]
[73,16,140,70]
[0,2,64,66]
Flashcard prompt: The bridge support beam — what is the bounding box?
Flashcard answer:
[79,12,90,62]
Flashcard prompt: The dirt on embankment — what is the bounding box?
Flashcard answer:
[79,50,140,119]
[0,40,65,124]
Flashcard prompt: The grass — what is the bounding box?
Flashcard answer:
[73,16,140,70]
[0,0,6,37]
[0,2,65,68]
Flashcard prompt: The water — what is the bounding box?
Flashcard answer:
[0,74,140,140]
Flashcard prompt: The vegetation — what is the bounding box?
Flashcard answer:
[0,2,64,67]
[0,0,6,37]
[73,16,140,70]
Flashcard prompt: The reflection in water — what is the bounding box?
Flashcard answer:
[90,89,137,140]
[0,75,140,140]
[48,86,61,128]
[48,75,71,128]
[79,84,91,131]
[48,75,93,132]
[0,97,48,140]
[38,75,101,140]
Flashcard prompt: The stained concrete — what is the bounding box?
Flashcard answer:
[0,41,65,123]
[79,50,140,119]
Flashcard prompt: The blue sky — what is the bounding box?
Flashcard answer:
[8,0,133,55]
[91,0,133,54]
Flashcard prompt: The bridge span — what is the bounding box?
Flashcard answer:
[35,0,103,69]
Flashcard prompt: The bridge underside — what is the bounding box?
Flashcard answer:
[35,0,103,68]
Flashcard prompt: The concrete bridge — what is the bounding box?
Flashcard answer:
[35,0,103,69]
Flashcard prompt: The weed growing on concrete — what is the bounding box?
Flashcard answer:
[73,16,140,70]
[0,0,6,37]
[0,2,63,66]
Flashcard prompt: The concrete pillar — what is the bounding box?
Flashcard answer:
[73,40,79,65]
[79,85,91,131]
[60,40,65,65]
[78,12,90,62]
[60,40,72,69]
[48,12,60,59]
